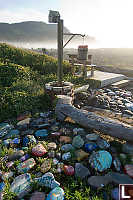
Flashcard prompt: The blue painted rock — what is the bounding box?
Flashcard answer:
[96,138,110,149]
[125,103,133,112]
[4,129,20,139]
[8,150,24,161]
[32,144,47,157]
[20,154,30,162]
[75,163,90,180]
[111,188,119,200]
[63,165,74,176]
[3,139,11,147]
[22,136,30,147]
[73,128,85,135]
[86,133,99,141]
[17,158,36,173]
[61,144,74,152]
[89,150,112,172]
[30,191,46,200]
[124,164,133,178]
[41,159,51,173]
[35,129,48,139]
[0,123,13,138]
[46,187,64,200]
[113,157,121,172]
[85,142,97,152]
[10,138,20,147]
[35,172,60,189]
[62,152,71,161]
[72,135,84,148]
[0,182,5,192]
[53,158,59,165]
[10,173,32,199]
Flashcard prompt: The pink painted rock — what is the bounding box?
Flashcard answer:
[30,191,45,200]
[64,165,75,176]
[32,144,47,157]
[124,164,133,178]
[59,136,72,143]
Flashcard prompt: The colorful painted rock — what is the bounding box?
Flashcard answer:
[17,158,36,173]
[34,129,48,138]
[113,157,121,172]
[0,182,5,192]
[10,138,20,147]
[124,164,133,178]
[47,142,57,150]
[97,138,110,149]
[27,135,37,144]
[61,144,74,152]
[41,159,51,173]
[63,165,74,176]
[89,150,112,172]
[3,139,11,147]
[74,149,89,161]
[32,144,47,157]
[35,172,60,189]
[22,136,29,147]
[72,135,84,148]
[62,152,71,161]
[85,143,97,152]
[73,128,85,135]
[0,123,13,138]
[4,129,20,139]
[111,188,119,200]
[88,175,111,188]
[30,191,46,200]
[86,133,99,141]
[6,161,14,168]
[2,171,14,180]
[75,163,90,180]
[10,173,32,199]
[46,187,64,200]
[59,136,72,143]
[51,132,61,137]
[20,154,30,162]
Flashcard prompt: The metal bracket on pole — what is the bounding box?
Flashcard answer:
[63,33,85,48]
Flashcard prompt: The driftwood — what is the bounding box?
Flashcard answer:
[55,95,133,142]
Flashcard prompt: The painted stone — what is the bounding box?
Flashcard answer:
[124,164,133,178]
[51,132,61,137]
[62,152,71,161]
[86,133,99,141]
[34,129,48,139]
[56,152,62,160]
[61,144,74,152]
[85,142,97,152]
[10,173,32,199]
[75,163,90,180]
[3,139,11,147]
[106,172,133,184]
[17,158,36,173]
[74,149,89,161]
[22,136,30,147]
[8,150,24,161]
[0,183,5,192]
[72,135,84,148]
[20,154,30,162]
[0,123,13,138]
[32,144,47,157]
[6,161,14,168]
[47,142,57,150]
[113,157,121,172]
[35,172,60,189]
[89,150,112,172]
[10,138,20,147]
[59,136,72,143]
[46,187,64,200]
[111,188,119,200]
[41,159,51,173]
[63,165,74,176]
[4,129,20,139]
[96,138,110,149]
[30,191,46,200]
[53,158,59,165]
[88,175,111,188]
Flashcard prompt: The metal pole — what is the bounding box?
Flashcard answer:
[57,19,63,84]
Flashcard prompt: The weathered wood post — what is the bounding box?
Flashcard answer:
[57,19,63,84]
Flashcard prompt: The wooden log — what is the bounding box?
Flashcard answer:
[55,95,133,142]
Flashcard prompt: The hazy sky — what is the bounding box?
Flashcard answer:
[0,0,133,48]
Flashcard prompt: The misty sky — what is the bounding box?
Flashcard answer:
[0,0,133,48]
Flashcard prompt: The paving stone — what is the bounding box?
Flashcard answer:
[106,172,133,184]
[34,129,48,139]
[88,175,111,188]
[75,163,90,180]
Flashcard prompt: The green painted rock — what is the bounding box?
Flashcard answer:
[72,135,84,148]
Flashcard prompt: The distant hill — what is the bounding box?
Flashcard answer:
[0,21,96,47]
